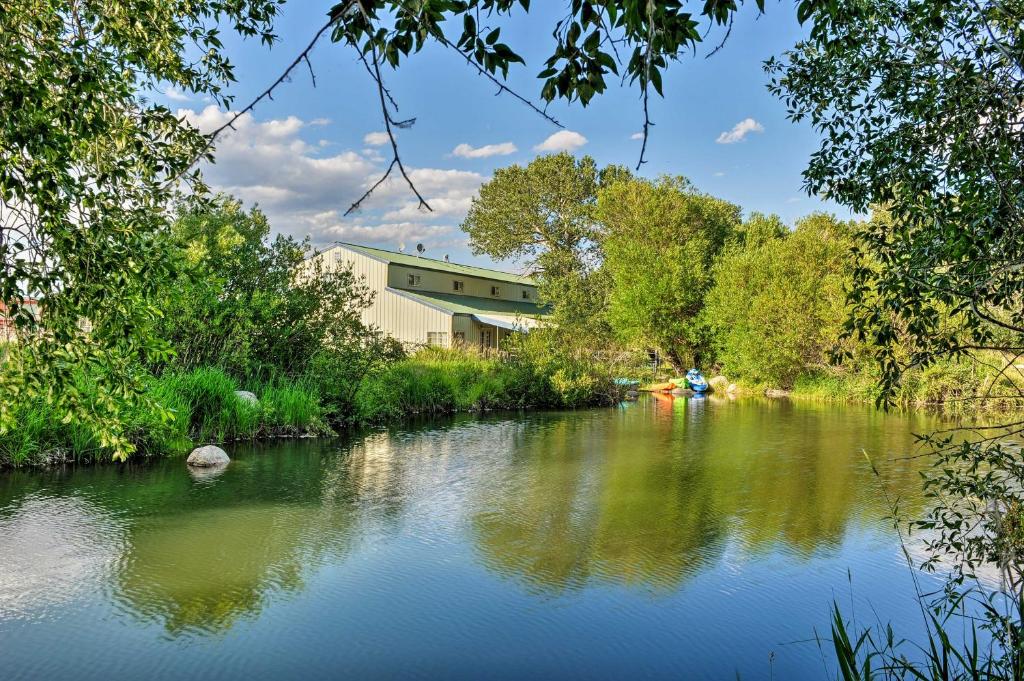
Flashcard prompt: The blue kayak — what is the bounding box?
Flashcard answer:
[685,369,709,392]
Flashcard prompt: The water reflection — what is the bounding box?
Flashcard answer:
[0,398,939,646]
[472,397,934,594]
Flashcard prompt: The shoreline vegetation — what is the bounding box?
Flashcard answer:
[3,345,1016,468]
[4,190,1023,468]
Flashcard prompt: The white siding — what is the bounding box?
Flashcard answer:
[316,245,453,346]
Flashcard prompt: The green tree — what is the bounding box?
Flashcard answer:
[768,2,1024,675]
[703,213,856,387]
[598,176,739,369]
[158,197,378,380]
[0,1,281,458]
[461,153,628,335]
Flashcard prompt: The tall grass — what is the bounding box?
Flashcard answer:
[354,346,619,424]
[0,367,330,467]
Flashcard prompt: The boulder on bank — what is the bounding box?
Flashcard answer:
[235,390,259,405]
[727,383,738,394]
[187,445,230,467]
[764,388,791,399]
[708,375,729,392]
[671,387,696,397]
[625,390,639,401]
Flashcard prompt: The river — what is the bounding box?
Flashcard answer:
[0,396,946,679]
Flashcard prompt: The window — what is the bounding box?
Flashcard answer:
[480,329,493,348]
[453,331,465,346]
[407,273,422,287]
[490,285,500,296]
[521,289,530,300]
[427,332,449,347]
[453,280,464,292]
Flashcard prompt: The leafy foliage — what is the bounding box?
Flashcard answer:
[156,196,377,379]
[767,0,1024,405]
[461,153,628,336]
[0,1,282,459]
[599,176,739,369]
[328,0,762,107]
[703,213,856,387]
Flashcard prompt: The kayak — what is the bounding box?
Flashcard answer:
[685,369,709,392]
[640,382,676,392]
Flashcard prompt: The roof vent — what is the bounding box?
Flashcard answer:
[444,254,449,263]
[416,243,425,257]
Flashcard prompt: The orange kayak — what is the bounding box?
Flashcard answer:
[640,382,676,392]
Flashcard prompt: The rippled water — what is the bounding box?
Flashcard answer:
[0,397,945,679]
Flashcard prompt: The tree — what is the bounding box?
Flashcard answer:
[703,213,856,387]
[461,153,628,335]
[598,176,739,369]
[768,2,1024,674]
[157,197,376,379]
[0,1,281,459]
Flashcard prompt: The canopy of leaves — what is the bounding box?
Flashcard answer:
[703,213,856,387]
[598,176,739,368]
[461,152,629,335]
[157,197,376,379]
[329,0,763,107]
[767,0,1024,402]
[0,0,281,459]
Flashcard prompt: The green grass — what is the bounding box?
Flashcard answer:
[353,346,618,424]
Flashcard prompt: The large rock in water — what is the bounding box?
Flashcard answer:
[187,445,230,467]
[235,390,259,405]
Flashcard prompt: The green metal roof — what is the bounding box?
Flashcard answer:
[335,242,537,286]
[389,288,550,317]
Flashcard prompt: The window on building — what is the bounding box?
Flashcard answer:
[427,332,449,347]
[407,273,422,287]
[453,280,464,292]
[480,329,493,348]
[521,289,530,300]
[490,285,500,296]
[453,331,465,346]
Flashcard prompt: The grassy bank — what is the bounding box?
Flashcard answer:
[0,367,330,467]
[749,355,1024,414]
[0,347,622,467]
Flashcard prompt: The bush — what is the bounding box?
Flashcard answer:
[353,342,619,425]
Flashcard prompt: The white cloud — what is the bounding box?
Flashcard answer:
[715,118,764,144]
[452,142,518,159]
[363,131,390,146]
[181,107,489,250]
[785,197,802,204]
[534,130,588,152]
[630,132,644,140]
[164,86,191,102]
[713,171,726,177]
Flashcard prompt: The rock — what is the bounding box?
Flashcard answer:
[624,391,639,401]
[235,390,259,405]
[708,375,729,392]
[672,388,696,397]
[187,445,230,467]
[764,388,791,399]
[727,383,738,394]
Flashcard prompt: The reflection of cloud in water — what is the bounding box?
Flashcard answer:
[0,494,125,621]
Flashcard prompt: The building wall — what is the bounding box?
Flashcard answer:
[313,246,454,347]
[387,263,537,303]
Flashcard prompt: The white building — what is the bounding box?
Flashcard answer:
[309,243,547,348]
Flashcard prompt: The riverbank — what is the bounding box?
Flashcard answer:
[0,348,623,468]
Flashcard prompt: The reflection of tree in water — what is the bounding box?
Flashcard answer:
[472,398,934,595]
[109,438,391,636]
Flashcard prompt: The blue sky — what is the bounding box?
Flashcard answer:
[161,3,848,269]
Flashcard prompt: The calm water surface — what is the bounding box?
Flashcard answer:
[0,397,946,680]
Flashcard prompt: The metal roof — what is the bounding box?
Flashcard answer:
[333,242,537,286]
[387,288,550,317]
